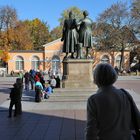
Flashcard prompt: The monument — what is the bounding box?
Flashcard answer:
[61,10,95,88]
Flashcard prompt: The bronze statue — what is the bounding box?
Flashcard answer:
[61,11,78,59]
[78,10,93,58]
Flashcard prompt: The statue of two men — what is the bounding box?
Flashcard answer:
[61,10,93,59]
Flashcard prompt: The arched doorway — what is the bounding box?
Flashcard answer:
[31,56,40,70]
[15,56,24,70]
[115,55,121,67]
[51,55,61,76]
[100,55,110,63]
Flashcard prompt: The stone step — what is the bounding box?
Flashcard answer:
[45,89,94,102]
[22,89,94,102]
[54,88,97,92]
[51,91,94,96]
[22,95,89,102]
[44,97,88,102]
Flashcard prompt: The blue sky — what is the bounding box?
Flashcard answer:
[0,0,130,30]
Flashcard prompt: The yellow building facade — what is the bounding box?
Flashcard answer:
[8,38,130,74]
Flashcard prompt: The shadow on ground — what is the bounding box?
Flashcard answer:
[0,106,86,140]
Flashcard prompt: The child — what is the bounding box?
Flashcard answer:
[8,78,23,118]
[43,83,53,99]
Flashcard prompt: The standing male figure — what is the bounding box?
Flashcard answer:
[61,11,78,59]
[78,10,93,58]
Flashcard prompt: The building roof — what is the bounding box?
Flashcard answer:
[43,38,61,48]
[10,50,43,53]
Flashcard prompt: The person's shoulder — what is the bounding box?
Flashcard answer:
[72,18,77,22]
[64,19,69,23]
[87,17,93,22]
[88,91,101,101]
[10,87,15,93]
[120,88,133,99]
[35,81,40,85]
[48,86,52,90]
[52,78,56,81]
[87,92,101,107]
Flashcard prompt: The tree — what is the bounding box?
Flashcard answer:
[0,49,10,67]
[50,7,83,41]
[93,22,117,51]
[10,21,33,50]
[0,5,17,31]
[130,45,140,65]
[24,18,51,50]
[96,2,135,70]
[0,6,51,51]
[1,51,10,63]
[50,26,62,41]
[59,6,83,26]
[130,0,140,41]
[0,5,18,68]
[0,5,18,50]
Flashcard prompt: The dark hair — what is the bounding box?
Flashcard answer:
[93,63,118,87]
[83,10,89,16]
[69,11,73,17]
[16,78,22,84]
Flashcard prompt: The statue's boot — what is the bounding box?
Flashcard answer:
[71,53,74,59]
[76,43,83,59]
[64,53,68,59]
[86,47,90,59]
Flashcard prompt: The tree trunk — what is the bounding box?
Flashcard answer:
[119,43,124,71]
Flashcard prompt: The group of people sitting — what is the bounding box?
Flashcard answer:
[27,70,58,102]
[34,80,53,102]
[8,70,60,117]
[20,69,61,102]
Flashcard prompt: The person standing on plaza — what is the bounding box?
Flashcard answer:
[18,71,24,83]
[61,11,78,59]
[85,63,140,140]
[50,75,56,92]
[8,78,23,118]
[114,66,119,75]
[55,75,61,88]
[29,69,35,90]
[78,10,93,58]
[24,71,30,91]
[38,72,45,89]
[34,72,40,83]
[35,79,43,102]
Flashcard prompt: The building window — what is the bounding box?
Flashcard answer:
[115,55,121,67]
[101,55,109,63]
[15,56,24,70]
[31,56,40,70]
[52,55,60,75]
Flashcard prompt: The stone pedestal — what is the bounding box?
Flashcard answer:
[62,59,96,88]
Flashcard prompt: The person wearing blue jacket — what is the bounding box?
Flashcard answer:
[44,84,52,99]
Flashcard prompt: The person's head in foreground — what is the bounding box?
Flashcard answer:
[93,63,118,88]
[86,63,140,140]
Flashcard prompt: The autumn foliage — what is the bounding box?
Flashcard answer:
[0,3,140,66]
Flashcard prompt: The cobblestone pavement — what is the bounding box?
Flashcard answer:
[0,76,140,140]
